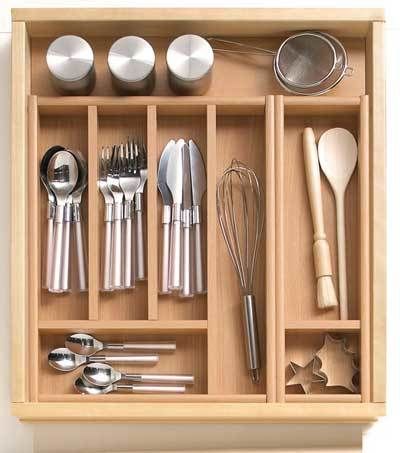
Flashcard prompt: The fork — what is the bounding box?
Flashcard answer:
[119,141,141,288]
[98,147,114,291]
[135,140,147,280]
[107,145,124,289]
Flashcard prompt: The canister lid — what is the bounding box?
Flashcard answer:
[46,35,94,82]
[166,34,214,82]
[108,36,155,83]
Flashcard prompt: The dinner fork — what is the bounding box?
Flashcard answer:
[98,147,114,291]
[135,141,147,280]
[119,141,141,288]
[107,145,124,289]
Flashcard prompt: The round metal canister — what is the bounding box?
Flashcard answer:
[166,34,214,95]
[108,36,156,95]
[46,35,95,95]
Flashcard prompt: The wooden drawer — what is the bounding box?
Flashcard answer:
[10,8,385,422]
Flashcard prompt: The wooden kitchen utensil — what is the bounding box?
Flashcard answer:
[303,127,338,309]
[318,128,358,320]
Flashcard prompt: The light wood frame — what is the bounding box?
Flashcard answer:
[11,8,386,422]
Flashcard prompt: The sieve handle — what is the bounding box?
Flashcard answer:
[207,37,276,56]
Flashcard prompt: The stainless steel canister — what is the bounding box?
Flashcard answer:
[108,36,156,95]
[166,34,214,95]
[46,35,95,95]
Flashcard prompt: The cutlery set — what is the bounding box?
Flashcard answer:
[98,139,147,291]
[48,333,194,394]
[158,139,207,297]
[303,127,358,318]
[40,147,88,293]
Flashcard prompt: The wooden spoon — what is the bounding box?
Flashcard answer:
[318,128,358,320]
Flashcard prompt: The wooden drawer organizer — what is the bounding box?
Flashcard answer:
[11,8,386,422]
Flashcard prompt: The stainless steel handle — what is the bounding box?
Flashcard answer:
[194,222,206,294]
[124,374,194,384]
[61,204,72,292]
[102,219,113,291]
[159,205,171,295]
[242,294,261,383]
[105,341,176,352]
[74,216,87,292]
[181,209,192,298]
[135,209,146,280]
[89,355,159,364]
[116,384,185,394]
[45,215,54,289]
[112,203,123,289]
[169,204,182,290]
[124,217,133,288]
[49,205,64,293]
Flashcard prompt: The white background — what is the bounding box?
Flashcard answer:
[0,1,398,452]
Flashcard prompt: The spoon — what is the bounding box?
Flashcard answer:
[83,363,194,387]
[318,128,358,320]
[71,151,88,292]
[40,145,66,289]
[47,151,78,292]
[75,377,186,395]
[65,333,176,356]
[48,347,159,372]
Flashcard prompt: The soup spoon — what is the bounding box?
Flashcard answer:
[65,333,176,356]
[48,347,159,372]
[40,145,66,289]
[75,377,186,395]
[83,363,194,387]
[47,151,78,292]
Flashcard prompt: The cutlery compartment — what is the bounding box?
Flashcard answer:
[277,99,367,322]
[156,107,208,320]
[285,331,360,398]
[35,105,89,320]
[30,36,367,98]
[38,331,207,400]
[207,105,268,395]
[96,107,148,320]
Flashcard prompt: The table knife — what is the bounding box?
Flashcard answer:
[181,142,193,298]
[189,140,207,294]
[158,140,175,294]
[166,139,184,290]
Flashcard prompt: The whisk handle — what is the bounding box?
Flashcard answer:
[242,294,261,383]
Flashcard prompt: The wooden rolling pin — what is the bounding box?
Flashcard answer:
[303,127,338,309]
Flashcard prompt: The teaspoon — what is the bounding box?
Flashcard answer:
[47,151,78,292]
[48,347,159,372]
[65,333,176,356]
[40,145,66,289]
[75,377,186,395]
[83,363,194,387]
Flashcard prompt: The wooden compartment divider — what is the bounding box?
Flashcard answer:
[11,8,386,422]
[88,105,99,320]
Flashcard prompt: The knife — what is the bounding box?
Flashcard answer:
[166,139,184,290]
[158,140,175,294]
[189,140,207,294]
[180,142,193,298]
